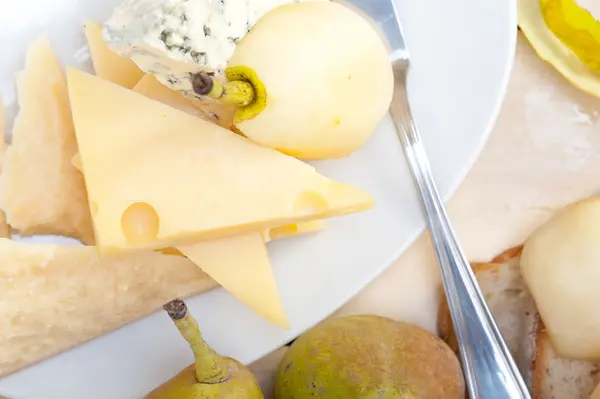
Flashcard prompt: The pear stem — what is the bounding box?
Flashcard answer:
[192,71,254,106]
[163,299,230,384]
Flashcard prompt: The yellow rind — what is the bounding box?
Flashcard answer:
[518,0,600,97]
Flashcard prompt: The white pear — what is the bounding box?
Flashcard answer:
[225,1,393,160]
[521,197,600,360]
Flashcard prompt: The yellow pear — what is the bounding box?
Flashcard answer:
[145,299,263,398]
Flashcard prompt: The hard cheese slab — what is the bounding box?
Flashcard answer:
[0,37,94,244]
[84,21,144,89]
[0,238,217,378]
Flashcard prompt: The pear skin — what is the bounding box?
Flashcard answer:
[274,315,465,398]
[145,360,263,398]
[144,299,264,399]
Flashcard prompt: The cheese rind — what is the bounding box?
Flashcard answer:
[0,37,94,244]
[178,233,288,328]
[67,68,372,256]
[84,21,144,88]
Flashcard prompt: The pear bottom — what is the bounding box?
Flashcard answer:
[145,358,263,399]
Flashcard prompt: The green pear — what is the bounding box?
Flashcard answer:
[274,315,465,398]
[145,298,264,399]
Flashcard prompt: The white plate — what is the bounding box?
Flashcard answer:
[0,0,516,397]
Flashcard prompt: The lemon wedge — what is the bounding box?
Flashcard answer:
[519,0,600,96]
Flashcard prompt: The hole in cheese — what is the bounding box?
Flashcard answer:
[121,202,160,244]
[89,201,99,218]
[268,224,300,241]
[294,190,330,216]
[155,247,183,256]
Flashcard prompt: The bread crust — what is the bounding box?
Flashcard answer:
[437,246,526,363]
[437,245,600,397]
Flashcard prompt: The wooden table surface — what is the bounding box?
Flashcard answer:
[249,33,600,396]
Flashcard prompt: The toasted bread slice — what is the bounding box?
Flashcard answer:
[438,246,600,398]
[438,247,536,389]
[532,322,600,399]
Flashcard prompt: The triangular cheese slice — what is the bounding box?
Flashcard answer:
[67,68,372,256]
[178,234,288,328]
[74,138,285,325]
[132,75,327,244]
[84,21,144,89]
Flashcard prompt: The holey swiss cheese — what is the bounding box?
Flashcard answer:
[67,69,373,256]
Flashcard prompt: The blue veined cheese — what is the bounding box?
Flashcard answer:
[103,0,318,99]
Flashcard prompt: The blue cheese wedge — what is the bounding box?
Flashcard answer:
[103,0,319,99]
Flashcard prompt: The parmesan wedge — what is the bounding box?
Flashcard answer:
[0,37,94,244]
[0,101,10,237]
[0,238,217,377]
[84,21,144,88]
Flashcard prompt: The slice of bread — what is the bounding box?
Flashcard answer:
[438,247,536,389]
[533,325,600,399]
[438,247,600,398]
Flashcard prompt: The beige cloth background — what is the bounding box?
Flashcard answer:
[248,33,600,396]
